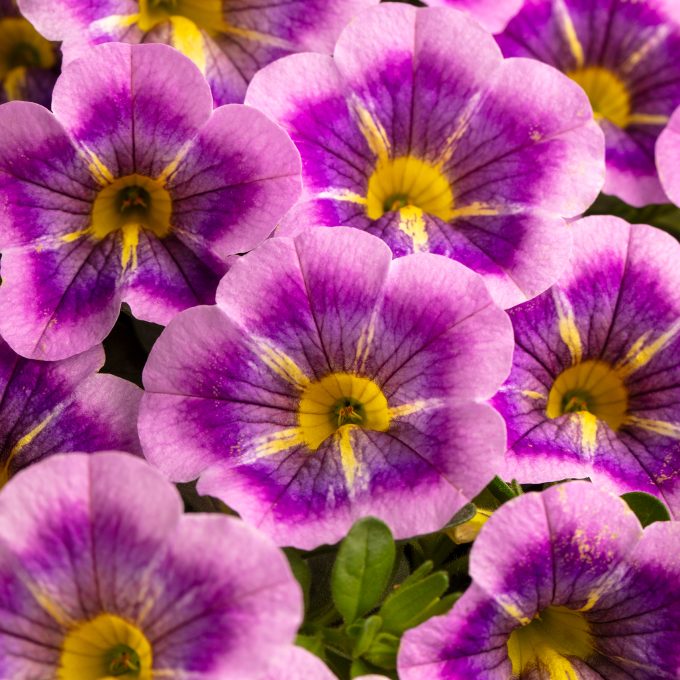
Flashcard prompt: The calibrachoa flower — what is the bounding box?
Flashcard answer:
[245,3,605,309]
[656,104,680,206]
[0,336,141,486]
[0,0,59,106]
[262,647,337,680]
[423,0,523,32]
[17,0,378,106]
[0,451,302,678]
[492,215,680,516]
[497,0,680,207]
[0,42,301,361]
[399,482,680,679]
[139,227,513,549]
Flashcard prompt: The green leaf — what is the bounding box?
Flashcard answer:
[443,503,476,529]
[347,615,383,658]
[486,476,519,504]
[622,492,671,527]
[363,632,400,669]
[398,560,434,589]
[331,517,396,623]
[379,571,449,635]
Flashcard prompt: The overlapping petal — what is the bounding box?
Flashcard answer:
[140,227,513,549]
[0,337,141,485]
[492,215,680,515]
[0,42,301,359]
[399,482,680,679]
[497,0,680,206]
[0,452,302,678]
[18,0,378,105]
[423,0,523,32]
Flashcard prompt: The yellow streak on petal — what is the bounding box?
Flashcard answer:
[317,189,368,206]
[94,13,140,31]
[215,21,294,49]
[552,289,583,365]
[353,313,377,374]
[257,342,310,390]
[157,140,193,185]
[616,320,680,378]
[247,427,305,461]
[336,424,359,488]
[620,27,669,74]
[354,101,391,162]
[448,202,500,219]
[626,113,669,126]
[0,412,55,487]
[438,91,483,166]
[521,390,546,400]
[556,0,584,68]
[120,222,140,270]
[398,205,428,252]
[501,601,532,626]
[387,398,442,419]
[578,591,600,613]
[579,412,598,454]
[79,146,115,187]
[61,228,92,243]
[170,15,206,73]
[623,416,680,439]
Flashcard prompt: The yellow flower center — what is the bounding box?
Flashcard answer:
[137,0,223,32]
[298,373,390,450]
[567,66,631,128]
[546,359,628,431]
[59,614,153,679]
[507,606,593,678]
[365,156,455,221]
[0,17,56,100]
[90,174,172,270]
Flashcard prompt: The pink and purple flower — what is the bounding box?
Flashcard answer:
[399,482,680,679]
[0,336,141,486]
[492,215,680,516]
[18,0,377,106]
[139,227,513,549]
[497,0,680,206]
[245,3,605,308]
[0,451,303,678]
[0,41,301,360]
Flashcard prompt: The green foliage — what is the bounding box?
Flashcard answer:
[621,491,671,527]
[331,517,396,623]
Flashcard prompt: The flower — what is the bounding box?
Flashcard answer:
[261,647,337,680]
[139,227,513,549]
[17,0,378,106]
[245,3,604,309]
[0,0,59,106]
[399,481,680,679]
[496,0,680,207]
[656,104,680,207]
[422,0,523,33]
[491,215,680,516]
[0,335,141,487]
[0,451,302,678]
[0,41,301,360]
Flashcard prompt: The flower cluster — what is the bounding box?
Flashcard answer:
[0,1,679,679]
